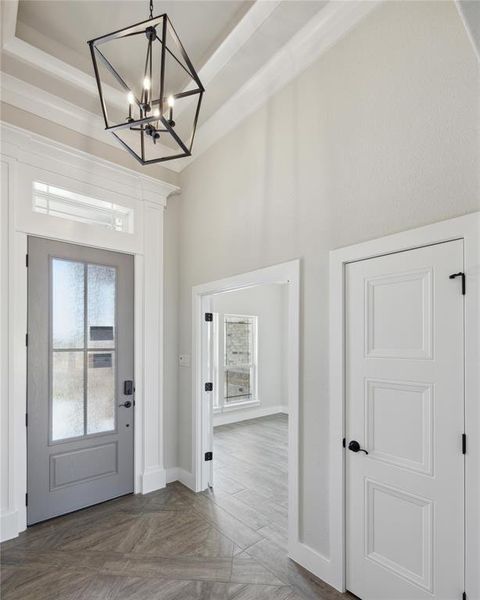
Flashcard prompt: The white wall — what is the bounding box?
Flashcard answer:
[211,283,288,425]
[174,0,480,560]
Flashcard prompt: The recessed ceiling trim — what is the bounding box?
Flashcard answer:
[171,0,382,170]
[0,72,183,172]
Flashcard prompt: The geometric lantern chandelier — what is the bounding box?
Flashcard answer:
[88,0,204,165]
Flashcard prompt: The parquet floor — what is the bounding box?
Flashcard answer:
[0,414,352,599]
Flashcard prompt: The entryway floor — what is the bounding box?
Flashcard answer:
[1,415,352,599]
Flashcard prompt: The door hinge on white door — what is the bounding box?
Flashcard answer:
[25,493,28,506]
[462,433,467,454]
[449,272,466,295]
[462,591,467,600]
[25,254,29,267]
[205,312,213,322]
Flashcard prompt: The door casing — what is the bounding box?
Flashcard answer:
[329,213,480,597]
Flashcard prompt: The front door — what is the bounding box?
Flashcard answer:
[345,240,464,599]
[27,237,134,525]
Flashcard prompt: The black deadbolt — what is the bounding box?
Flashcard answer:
[119,400,132,408]
[348,440,368,454]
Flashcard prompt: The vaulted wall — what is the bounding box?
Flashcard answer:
[171,0,479,559]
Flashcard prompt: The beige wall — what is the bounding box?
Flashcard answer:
[175,0,480,556]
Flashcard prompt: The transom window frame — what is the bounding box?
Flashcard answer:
[213,313,259,413]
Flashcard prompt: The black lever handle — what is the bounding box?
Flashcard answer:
[119,400,132,408]
[348,440,368,455]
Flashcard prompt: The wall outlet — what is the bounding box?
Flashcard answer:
[179,354,191,367]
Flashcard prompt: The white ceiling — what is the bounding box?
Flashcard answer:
[1,0,383,172]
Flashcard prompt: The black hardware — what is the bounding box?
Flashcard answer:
[119,400,132,408]
[462,433,467,455]
[25,493,28,506]
[25,413,28,427]
[204,452,213,461]
[348,440,369,455]
[205,382,213,392]
[449,272,466,295]
[25,333,28,347]
[25,254,29,267]
[342,437,346,448]
[124,380,134,396]
[463,592,467,600]
[205,312,213,322]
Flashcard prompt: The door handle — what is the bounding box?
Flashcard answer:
[348,440,368,455]
[119,400,132,408]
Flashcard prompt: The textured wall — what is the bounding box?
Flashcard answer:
[172,0,479,556]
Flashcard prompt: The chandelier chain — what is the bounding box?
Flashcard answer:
[149,0,153,19]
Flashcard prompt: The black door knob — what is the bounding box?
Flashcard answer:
[348,440,368,454]
[119,400,132,408]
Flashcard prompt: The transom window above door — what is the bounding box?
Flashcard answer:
[214,314,258,412]
[51,257,117,441]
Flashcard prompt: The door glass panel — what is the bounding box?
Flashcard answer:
[88,265,116,348]
[87,351,115,434]
[52,259,84,349]
[225,367,251,402]
[224,316,256,404]
[52,351,84,440]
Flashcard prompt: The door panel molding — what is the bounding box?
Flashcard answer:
[329,212,480,596]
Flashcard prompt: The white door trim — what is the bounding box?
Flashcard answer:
[0,123,178,541]
[192,260,318,572]
[329,212,480,596]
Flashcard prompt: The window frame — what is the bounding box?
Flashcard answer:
[214,313,259,413]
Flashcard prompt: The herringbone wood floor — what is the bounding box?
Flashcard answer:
[1,414,352,599]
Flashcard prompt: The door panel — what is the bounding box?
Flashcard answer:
[27,237,134,525]
[346,240,464,600]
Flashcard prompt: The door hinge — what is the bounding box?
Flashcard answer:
[25,493,28,506]
[449,272,466,295]
[205,312,213,322]
[462,433,467,454]
[204,452,213,461]
[462,592,467,600]
[25,333,28,346]
[205,382,213,392]
[342,437,346,448]
[25,254,29,267]
[25,413,28,427]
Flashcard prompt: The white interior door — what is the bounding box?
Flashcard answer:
[345,240,464,600]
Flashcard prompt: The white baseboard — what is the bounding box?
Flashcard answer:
[213,404,288,427]
[166,467,195,491]
[141,466,166,494]
[0,510,18,542]
[289,541,339,592]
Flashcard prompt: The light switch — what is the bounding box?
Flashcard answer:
[179,354,191,367]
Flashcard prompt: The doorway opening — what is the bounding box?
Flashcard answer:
[192,260,300,560]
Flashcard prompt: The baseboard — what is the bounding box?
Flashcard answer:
[213,404,288,427]
[0,510,18,542]
[289,541,339,592]
[141,466,166,494]
[166,467,195,491]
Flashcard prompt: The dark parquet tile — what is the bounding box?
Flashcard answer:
[0,415,350,600]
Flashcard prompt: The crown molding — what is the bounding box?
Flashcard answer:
[2,0,382,172]
[0,72,183,173]
[1,121,179,205]
[176,0,382,169]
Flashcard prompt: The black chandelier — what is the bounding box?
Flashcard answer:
[88,0,204,165]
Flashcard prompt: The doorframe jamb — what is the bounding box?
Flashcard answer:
[328,212,480,594]
[191,260,302,562]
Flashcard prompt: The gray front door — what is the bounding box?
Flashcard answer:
[27,237,134,525]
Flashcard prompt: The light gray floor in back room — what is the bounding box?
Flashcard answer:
[1,414,354,599]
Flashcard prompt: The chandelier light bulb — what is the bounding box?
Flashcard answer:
[153,108,160,117]
[127,91,135,105]
[167,95,175,108]
[143,77,151,90]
